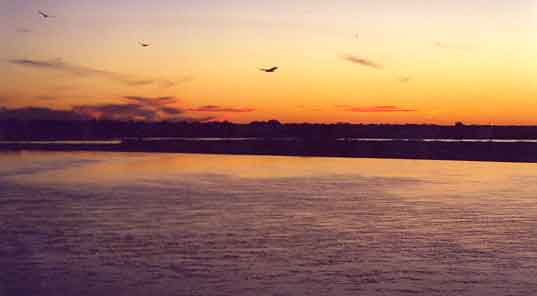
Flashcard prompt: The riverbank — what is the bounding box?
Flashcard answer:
[1,139,537,163]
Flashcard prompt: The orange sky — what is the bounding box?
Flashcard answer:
[1,0,536,124]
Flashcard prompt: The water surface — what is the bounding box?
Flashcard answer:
[1,151,537,295]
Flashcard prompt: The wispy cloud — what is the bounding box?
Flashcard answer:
[296,105,323,112]
[434,42,472,52]
[124,96,177,106]
[341,54,383,69]
[435,42,451,49]
[398,76,412,83]
[16,28,32,33]
[188,105,256,113]
[35,96,57,101]
[8,58,183,88]
[337,105,416,113]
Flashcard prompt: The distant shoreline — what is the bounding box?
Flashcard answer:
[1,139,536,163]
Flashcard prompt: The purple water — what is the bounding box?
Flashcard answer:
[1,151,537,295]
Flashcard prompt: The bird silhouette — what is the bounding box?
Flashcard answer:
[139,42,151,47]
[38,10,54,18]
[259,66,278,73]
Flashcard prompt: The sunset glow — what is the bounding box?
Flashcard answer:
[1,0,536,124]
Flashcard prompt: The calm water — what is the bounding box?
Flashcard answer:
[1,151,537,296]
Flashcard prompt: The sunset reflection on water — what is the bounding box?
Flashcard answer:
[1,151,537,295]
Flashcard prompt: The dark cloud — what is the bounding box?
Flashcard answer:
[73,103,160,121]
[0,106,89,121]
[0,105,207,123]
[73,102,213,122]
[192,116,218,123]
[337,105,416,113]
[342,55,383,69]
[160,107,183,115]
[188,105,255,113]
[0,95,217,122]
[8,58,181,88]
[73,96,187,121]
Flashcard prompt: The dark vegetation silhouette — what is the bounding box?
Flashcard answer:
[1,119,537,163]
[2,119,537,141]
[0,118,537,141]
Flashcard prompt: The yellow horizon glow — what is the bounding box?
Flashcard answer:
[1,0,535,124]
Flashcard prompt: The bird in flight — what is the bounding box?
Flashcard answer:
[38,10,55,18]
[259,66,278,73]
[139,42,151,47]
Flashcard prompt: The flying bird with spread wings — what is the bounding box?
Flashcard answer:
[38,10,54,18]
[139,42,151,47]
[259,66,278,73]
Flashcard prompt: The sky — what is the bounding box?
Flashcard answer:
[1,0,536,124]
